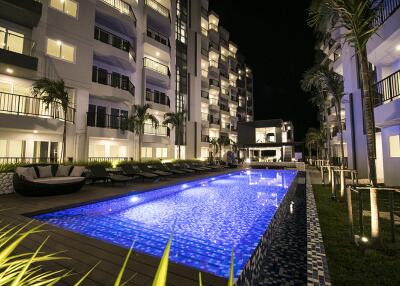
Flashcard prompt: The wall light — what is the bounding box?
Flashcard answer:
[56,40,62,45]
[33,130,38,134]
[6,68,13,74]
[396,44,400,51]
[156,51,160,57]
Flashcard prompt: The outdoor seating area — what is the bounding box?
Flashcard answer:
[6,160,232,197]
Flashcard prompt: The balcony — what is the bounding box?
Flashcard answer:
[146,28,170,49]
[372,0,400,27]
[220,104,230,113]
[144,123,170,136]
[92,66,135,95]
[374,69,400,106]
[201,135,210,142]
[209,79,220,89]
[0,0,42,28]
[94,26,135,58]
[0,92,75,123]
[201,48,208,57]
[201,112,209,121]
[209,23,218,32]
[201,91,209,99]
[99,0,136,25]
[145,89,170,112]
[201,69,208,78]
[0,30,38,71]
[145,0,170,18]
[143,57,170,76]
[208,115,220,125]
[87,112,131,131]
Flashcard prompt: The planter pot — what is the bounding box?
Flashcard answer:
[0,172,14,194]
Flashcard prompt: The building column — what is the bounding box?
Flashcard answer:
[74,89,89,161]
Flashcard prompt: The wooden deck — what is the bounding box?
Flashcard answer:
[0,169,239,286]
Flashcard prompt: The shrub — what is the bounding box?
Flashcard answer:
[0,163,27,173]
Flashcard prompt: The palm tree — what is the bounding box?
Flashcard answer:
[217,136,231,161]
[209,137,219,162]
[32,78,70,162]
[302,65,345,168]
[129,104,158,161]
[163,111,185,159]
[305,127,325,163]
[308,0,380,185]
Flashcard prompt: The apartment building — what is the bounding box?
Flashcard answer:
[320,0,400,186]
[0,0,254,163]
[237,119,295,162]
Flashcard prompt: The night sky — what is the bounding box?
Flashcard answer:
[209,1,318,141]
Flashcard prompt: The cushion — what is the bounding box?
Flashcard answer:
[33,177,85,184]
[37,166,53,178]
[56,165,72,177]
[70,166,85,177]
[15,167,37,180]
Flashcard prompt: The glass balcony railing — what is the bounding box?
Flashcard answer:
[145,89,170,107]
[92,66,135,96]
[143,57,170,76]
[209,97,219,106]
[209,23,218,32]
[0,92,75,122]
[201,112,209,121]
[201,91,209,99]
[94,26,136,60]
[144,123,169,136]
[145,0,170,18]
[87,112,131,131]
[100,0,136,24]
[147,28,170,47]
[0,30,36,57]
[201,69,208,78]
[209,60,218,68]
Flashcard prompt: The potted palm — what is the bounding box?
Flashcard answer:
[163,111,185,159]
[129,104,159,161]
[0,163,20,194]
[32,78,71,162]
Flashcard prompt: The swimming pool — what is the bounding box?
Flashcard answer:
[33,169,297,279]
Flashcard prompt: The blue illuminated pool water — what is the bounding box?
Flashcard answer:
[33,169,297,279]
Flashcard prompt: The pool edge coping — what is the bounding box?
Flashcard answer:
[305,171,331,286]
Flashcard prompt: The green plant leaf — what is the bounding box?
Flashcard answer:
[152,235,173,286]
[114,240,135,286]
[228,250,234,286]
[198,272,202,286]
[74,261,101,286]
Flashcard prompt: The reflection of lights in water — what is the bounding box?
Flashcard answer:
[182,184,188,189]
[130,197,140,203]
[290,201,294,214]
[246,170,251,175]
[211,178,216,181]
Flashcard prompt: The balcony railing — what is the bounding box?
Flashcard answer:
[209,23,218,32]
[0,92,75,122]
[100,0,137,24]
[0,157,59,164]
[201,48,208,57]
[147,28,170,47]
[209,79,220,87]
[222,123,231,130]
[89,157,129,162]
[373,69,400,106]
[209,98,219,106]
[209,41,219,50]
[0,30,36,57]
[94,26,136,60]
[208,114,220,125]
[201,112,209,121]
[201,27,208,36]
[145,0,170,18]
[372,0,400,27]
[209,60,218,68]
[201,135,209,142]
[201,69,208,78]
[201,91,209,99]
[92,66,135,96]
[144,123,170,136]
[231,125,238,132]
[146,89,170,107]
[220,104,230,112]
[87,112,131,131]
[143,57,170,76]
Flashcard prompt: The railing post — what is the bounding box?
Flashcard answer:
[346,185,354,240]
[358,190,364,235]
[389,190,395,243]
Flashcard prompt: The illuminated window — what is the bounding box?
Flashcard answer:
[50,0,78,18]
[141,147,153,158]
[156,147,168,158]
[389,135,400,157]
[46,38,75,63]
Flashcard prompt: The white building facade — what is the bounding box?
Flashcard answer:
[321,0,400,186]
[0,0,254,163]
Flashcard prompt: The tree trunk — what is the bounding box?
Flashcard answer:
[62,117,67,163]
[138,131,142,162]
[177,126,181,159]
[324,104,331,163]
[359,47,377,186]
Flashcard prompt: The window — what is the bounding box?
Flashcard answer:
[389,135,400,157]
[46,38,75,63]
[0,27,24,54]
[50,0,78,18]
[156,147,168,158]
[141,147,152,158]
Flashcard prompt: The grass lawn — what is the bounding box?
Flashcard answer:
[313,184,400,286]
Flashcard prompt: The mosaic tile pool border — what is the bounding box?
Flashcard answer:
[236,172,300,286]
[306,172,331,286]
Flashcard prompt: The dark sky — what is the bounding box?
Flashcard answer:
[208,1,318,141]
